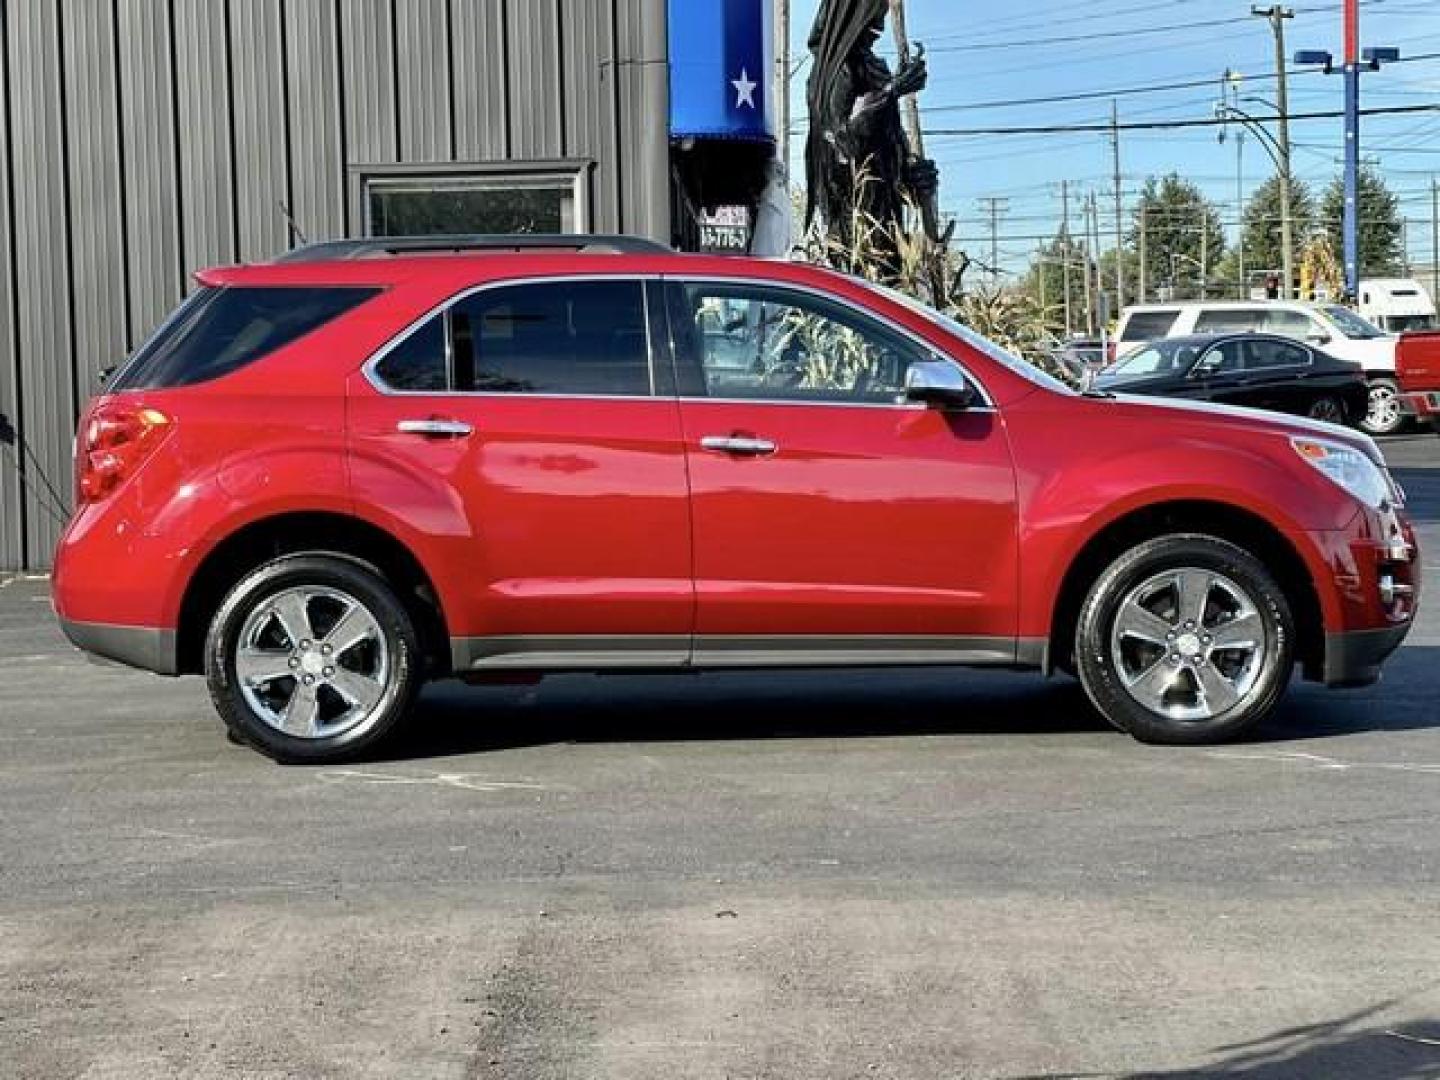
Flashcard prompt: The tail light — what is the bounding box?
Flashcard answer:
[76,403,172,504]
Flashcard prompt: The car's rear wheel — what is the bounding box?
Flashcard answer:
[1075,535,1294,745]
[204,555,421,763]
[1360,377,1405,436]
[1306,394,1346,425]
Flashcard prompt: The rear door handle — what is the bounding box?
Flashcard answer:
[700,435,778,457]
[397,418,473,438]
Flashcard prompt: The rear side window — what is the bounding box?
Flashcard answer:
[450,280,652,396]
[1195,308,1264,334]
[375,315,449,391]
[1120,310,1179,341]
[113,286,379,390]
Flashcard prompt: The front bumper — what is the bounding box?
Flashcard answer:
[59,617,179,676]
[1322,624,1412,687]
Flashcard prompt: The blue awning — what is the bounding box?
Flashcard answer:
[669,0,774,143]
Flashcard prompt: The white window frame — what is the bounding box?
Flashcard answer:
[349,160,593,238]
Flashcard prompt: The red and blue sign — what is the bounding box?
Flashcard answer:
[668,0,773,143]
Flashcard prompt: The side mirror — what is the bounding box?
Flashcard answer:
[1306,333,1332,346]
[905,360,978,410]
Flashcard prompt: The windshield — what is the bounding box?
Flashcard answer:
[1322,306,1387,339]
[867,281,1075,394]
[1102,339,1200,380]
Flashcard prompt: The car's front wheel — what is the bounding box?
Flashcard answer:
[1360,376,1405,436]
[205,555,422,763]
[1075,535,1295,744]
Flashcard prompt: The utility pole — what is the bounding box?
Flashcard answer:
[1432,176,1439,304]
[1253,6,1295,298]
[978,197,1009,287]
[1138,206,1147,302]
[775,0,790,182]
[1111,100,1125,311]
[1037,241,1048,320]
[1200,217,1210,300]
[1081,195,1094,335]
[1061,181,1073,337]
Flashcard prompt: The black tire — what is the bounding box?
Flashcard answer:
[204,554,422,764]
[1360,376,1406,436]
[1305,394,1347,426]
[1075,534,1295,745]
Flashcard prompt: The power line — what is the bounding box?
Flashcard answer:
[925,102,1440,138]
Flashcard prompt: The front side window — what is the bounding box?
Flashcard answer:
[675,283,929,404]
[451,280,652,396]
[113,286,380,390]
[1262,309,1321,339]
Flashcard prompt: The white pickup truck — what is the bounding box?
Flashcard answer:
[1115,300,1406,435]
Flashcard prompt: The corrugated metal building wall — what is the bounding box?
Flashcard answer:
[0,0,669,571]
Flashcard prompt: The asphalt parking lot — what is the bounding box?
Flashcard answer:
[2,435,1438,1080]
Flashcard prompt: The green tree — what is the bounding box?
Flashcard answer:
[1240,174,1317,279]
[1321,165,1404,278]
[1128,174,1226,300]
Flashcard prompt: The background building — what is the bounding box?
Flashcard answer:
[0,0,778,571]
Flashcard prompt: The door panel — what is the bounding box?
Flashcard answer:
[667,280,1020,651]
[347,279,693,665]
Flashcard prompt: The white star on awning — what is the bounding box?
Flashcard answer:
[732,68,757,110]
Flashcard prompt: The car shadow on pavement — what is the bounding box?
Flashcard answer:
[1392,467,1439,525]
[375,668,1114,762]
[367,646,1440,762]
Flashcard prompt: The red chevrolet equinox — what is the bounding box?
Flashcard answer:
[52,236,1421,763]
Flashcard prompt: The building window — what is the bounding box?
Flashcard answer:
[356,165,589,237]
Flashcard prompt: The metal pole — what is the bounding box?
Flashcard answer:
[1237,128,1247,299]
[1082,196,1094,335]
[1254,7,1296,299]
[1061,181,1073,337]
[1138,206,1147,303]
[1201,216,1209,300]
[1090,192,1104,330]
[1111,100,1124,311]
[1432,176,1439,304]
[775,0,790,183]
[1343,0,1362,298]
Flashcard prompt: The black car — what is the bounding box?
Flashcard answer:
[1094,332,1368,427]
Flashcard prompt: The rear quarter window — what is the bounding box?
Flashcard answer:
[1120,310,1179,340]
[112,285,380,390]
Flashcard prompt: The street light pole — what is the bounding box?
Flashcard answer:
[1253,6,1295,299]
[1343,0,1362,299]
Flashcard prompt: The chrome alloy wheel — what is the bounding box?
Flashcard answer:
[235,586,391,739]
[1108,568,1268,722]
[1365,381,1402,434]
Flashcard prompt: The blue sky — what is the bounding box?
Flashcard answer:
[785,0,1440,279]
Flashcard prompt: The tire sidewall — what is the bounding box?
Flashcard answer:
[205,555,420,764]
[1075,535,1294,745]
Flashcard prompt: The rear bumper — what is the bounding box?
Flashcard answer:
[59,617,179,676]
[1401,389,1440,420]
[1322,624,1412,688]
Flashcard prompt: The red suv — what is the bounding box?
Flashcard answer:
[53,236,1421,763]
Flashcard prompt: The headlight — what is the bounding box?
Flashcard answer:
[1291,437,1392,509]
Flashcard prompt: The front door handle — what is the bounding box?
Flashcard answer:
[700,434,778,457]
[397,418,474,438]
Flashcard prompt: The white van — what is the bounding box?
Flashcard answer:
[1358,278,1438,334]
[1115,301,1404,434]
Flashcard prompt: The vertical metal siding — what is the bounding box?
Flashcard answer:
[116,0,183,345]
[561,0,617,231]
[339,0,398,168]
[9,2,75,563]
[450,0,508,161]
[285,0,345,243]
[394,0,452,161]
[506,0,563,160]
[0,0,667,569]
[173,0,237,277]
[0,5,21,571]
[61,0,129,398]
[229,0,289,262]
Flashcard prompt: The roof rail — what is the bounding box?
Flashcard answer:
[276,234,673,262]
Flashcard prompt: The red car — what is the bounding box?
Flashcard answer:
[53,236,1421,763]
[1398,330,1440,433]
